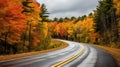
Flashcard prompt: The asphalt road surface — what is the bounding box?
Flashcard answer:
[0,40,118,67]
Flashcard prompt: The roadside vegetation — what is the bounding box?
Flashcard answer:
[0,40,68,61]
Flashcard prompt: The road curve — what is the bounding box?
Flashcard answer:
[0,40,118,67]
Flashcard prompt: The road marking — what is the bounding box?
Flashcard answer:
[51,45,86,67]
[77,47,97,67]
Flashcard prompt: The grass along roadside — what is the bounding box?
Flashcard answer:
[94,45,120,67]
[0,39,68,61]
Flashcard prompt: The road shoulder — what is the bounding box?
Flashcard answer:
[94,45,120,67]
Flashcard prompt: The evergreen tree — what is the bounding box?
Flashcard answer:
[58,18,63,22]
[71,16,76,20]
[81,15,86,20]
[54,17,59,22]
[89,13,93,17]
[94,0,119,45]
[40,3,49,22]
[64,17,70,20]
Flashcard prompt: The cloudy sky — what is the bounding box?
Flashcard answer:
[37,0,99,19]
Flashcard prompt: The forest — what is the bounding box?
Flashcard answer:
[0,0,120,55]
[48,0,120,47]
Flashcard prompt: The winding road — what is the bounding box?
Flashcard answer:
[0,40,118,67]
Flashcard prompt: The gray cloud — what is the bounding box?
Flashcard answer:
[37,0,98,19]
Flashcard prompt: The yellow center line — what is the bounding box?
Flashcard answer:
[51,45,86,67]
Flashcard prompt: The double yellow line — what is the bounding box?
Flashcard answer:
[51,45,86,67]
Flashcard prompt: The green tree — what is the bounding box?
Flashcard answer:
[81,15,86,20]
[40,3,49,22]
[54,17,59,22]
[58,18,63,22]
[64,17,70,20]
[71,16,76,20]
[94,0,119,46]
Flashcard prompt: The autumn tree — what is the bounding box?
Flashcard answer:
[0,0,26,54]
[0,0,51,54]
[21,0,42,51]
[48,16,96,43]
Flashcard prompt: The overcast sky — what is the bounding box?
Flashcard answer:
[37,0,99,19]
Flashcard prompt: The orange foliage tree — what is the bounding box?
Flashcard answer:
[48,16,98,43]
[0,0,51,54]
[0,0,26,54]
